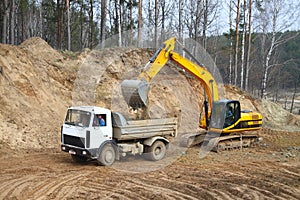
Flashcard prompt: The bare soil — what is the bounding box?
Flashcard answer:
[0,131,299,199]
[0,38,299,199]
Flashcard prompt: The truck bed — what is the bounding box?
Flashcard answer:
[112,112,178,141]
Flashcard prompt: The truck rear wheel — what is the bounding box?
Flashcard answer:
[145,141,166,161]
[97,143,116,166]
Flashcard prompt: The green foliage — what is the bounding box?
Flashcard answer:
[280,32,300,85]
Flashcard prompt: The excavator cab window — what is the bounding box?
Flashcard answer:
[210,101,226,129]
[224,102,240,128]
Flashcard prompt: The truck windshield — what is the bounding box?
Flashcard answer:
[65,109,91,127]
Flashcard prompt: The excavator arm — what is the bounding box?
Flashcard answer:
[121,37,218,111]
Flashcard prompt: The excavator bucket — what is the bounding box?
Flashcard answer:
[121,80,150,109]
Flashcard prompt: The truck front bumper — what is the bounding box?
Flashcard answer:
[61,145,90,157]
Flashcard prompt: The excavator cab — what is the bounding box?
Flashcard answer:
[209,100,241,130]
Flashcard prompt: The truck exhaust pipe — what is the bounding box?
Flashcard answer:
[121,80,150,109]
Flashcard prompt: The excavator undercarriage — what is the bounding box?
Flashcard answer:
[179,129,260,151]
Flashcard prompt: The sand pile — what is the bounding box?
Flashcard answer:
[0,38,77,150]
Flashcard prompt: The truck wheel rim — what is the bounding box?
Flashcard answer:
[155,147,162,156]
[105,151,114,162]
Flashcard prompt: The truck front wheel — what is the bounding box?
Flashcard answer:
[145,141,166,161]
[97,143,116,166]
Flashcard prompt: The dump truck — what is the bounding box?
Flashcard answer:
[61,106,177,166]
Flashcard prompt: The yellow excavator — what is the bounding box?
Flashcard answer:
[121,37,262,150]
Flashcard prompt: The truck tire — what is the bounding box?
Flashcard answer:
[97,143,116,166]
[145,141,166,161]
[71,155,88,163]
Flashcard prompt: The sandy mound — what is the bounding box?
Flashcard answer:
[0,38,77,150]
[261,99,300,131]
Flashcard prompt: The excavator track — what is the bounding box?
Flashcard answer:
[211,134,259,152]
[181,131,260,152]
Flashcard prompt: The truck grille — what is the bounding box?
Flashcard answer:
[63,135,85,148]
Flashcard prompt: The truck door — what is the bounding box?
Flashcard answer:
[89,113,111,149]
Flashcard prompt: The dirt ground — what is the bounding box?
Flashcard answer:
[0,130,299,199]
[0,38,299,199]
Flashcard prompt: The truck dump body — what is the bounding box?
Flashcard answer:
[112,112,177,141]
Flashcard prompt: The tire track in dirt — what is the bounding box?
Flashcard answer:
[0,153,96,199]
[0,171,93,199]
[160,161,300,200]
[32,172,90,199]
[123,178,200,200]
[77,171,201,199]
[0,175,38,199]
[76,181,142,200]
[78,175,167,199]
[0,150,299,199]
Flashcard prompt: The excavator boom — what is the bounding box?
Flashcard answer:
[121,37,218,111]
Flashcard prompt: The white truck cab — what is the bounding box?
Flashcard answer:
[61,106,177,166]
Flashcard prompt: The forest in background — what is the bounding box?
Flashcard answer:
[1,0,299,113]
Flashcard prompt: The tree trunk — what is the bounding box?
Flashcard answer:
[114,0,118,35]
[89,0,94,49]
[245,0,252,91]
[194,0,201,41]
[202,0,208,50]
[66,0,71,50]
[229,0,233,84]
[2,0,8,43]
[160,0,165,42]
[234,0,240,86]
[10,0,15,44]
[261,28,276,98]
[290,76,299,113]
[114,0,121,46]
[21,1,25,42]
[60,0,65,48]
[118,1,121,47]
[129,0,133,45]
[39,6,43,38]
[154,0,158,48]
[147,0,151,39]
[137,0,142,47]
[178,0,183,42]
[100,0,106,48]
[57,0,61,49]
[240,0,246,89]
[80,1,84,50]
[284,96,287,110]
